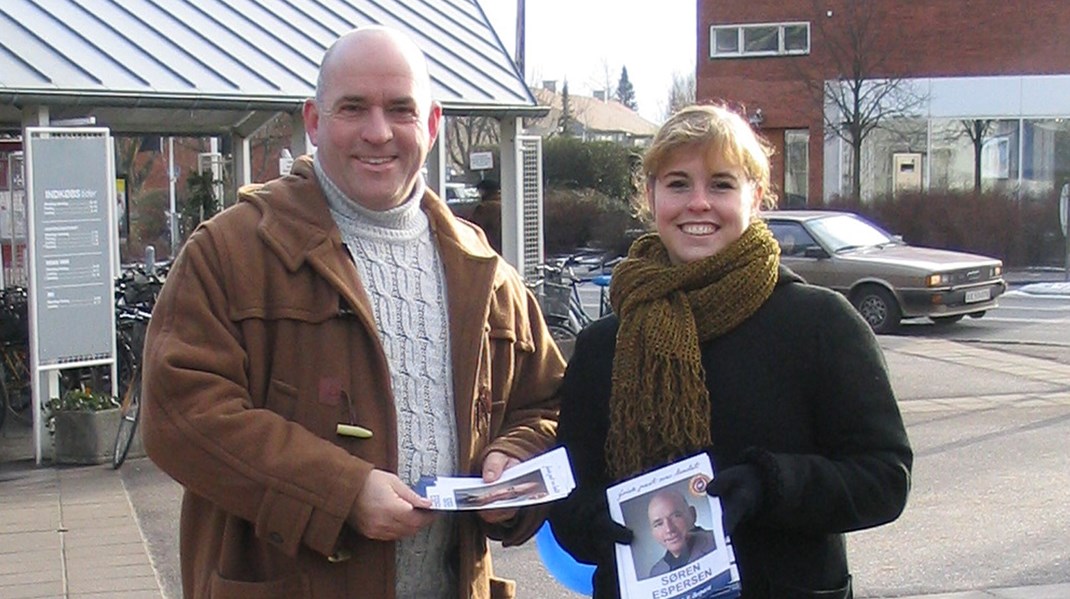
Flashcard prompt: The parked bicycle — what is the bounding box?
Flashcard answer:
[530,256,614,346]
[0,286,31,431]
[111,303,152,468]
[111,261,167,468]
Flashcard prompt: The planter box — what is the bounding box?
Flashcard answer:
[52,408,121,465]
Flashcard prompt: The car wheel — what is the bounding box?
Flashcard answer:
[931,314,964,326]
[967,311,986,319]
[852,286,901,334]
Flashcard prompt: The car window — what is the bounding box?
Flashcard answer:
[768,221,817,256]
[807,214,894,252]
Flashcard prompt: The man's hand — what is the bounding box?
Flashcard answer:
[478,451,520,524]
[351,469,435,541]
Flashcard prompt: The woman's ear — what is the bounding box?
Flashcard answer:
[645,179,657,216]
[749,182,765,216]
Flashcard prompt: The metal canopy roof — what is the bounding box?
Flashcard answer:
[0,0,541,135]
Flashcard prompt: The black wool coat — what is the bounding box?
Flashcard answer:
[549,267,913,599]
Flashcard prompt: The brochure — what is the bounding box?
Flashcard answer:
[413,446,575,511]
[606,453,741,599]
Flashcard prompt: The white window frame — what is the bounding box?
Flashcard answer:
[710,22,810,58]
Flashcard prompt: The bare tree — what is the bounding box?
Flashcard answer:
[802,1,927,200]
[961,119,994,194]
[665,71,696,119]
[587,58,617,102]
[115,136,159,202]
[248,113,293,182]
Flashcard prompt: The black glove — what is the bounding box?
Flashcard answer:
[707,464,764,535]
[550,486,633,565]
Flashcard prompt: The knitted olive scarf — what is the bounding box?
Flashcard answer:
[605,220,780,480]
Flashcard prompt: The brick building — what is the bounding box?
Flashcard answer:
[697,0,1070,204]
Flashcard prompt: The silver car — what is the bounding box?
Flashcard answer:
[765,211,1006,333]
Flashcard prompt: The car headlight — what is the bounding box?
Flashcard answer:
[993,265,1002,277]
[926,273,951,287]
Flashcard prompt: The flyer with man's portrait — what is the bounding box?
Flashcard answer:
[606,453,741,599]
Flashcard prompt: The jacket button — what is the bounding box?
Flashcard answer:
[269,532,283,544]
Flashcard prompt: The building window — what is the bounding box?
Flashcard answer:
[784,129,809,208]
[710,22,810,58]
[714,28,739,54]
[743,27,778,53]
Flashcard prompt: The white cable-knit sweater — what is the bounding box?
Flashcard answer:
[316,158,457,599]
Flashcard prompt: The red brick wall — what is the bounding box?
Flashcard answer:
[697,0,1070,202]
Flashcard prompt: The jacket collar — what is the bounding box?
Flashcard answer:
[238,155,498,270]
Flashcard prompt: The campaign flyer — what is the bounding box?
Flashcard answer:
[414,446,575,511]
[606,453,741,599]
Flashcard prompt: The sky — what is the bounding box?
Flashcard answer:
[480,0,696,124]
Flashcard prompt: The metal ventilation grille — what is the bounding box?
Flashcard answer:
[518,135,543,281]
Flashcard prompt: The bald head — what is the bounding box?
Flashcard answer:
[315,26,433,110]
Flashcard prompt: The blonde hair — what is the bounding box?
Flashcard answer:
[638,104,778,217]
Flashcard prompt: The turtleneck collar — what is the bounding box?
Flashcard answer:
[314,153,427,237]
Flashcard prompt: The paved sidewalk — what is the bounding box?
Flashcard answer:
[0,461,163,599]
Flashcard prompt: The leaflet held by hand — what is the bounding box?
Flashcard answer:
[414,446,575,511]
[606,453,741,599]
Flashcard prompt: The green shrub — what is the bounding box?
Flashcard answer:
[44,389,120,433]
[543,187,643,256]
[543,137,641,203]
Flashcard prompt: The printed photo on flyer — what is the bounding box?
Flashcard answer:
[606,453,741,599]
[414,446,575,511]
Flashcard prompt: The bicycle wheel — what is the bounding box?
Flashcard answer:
[547,323,577,360]
[112,367,141,469]
[0,372,6,431]
[2,345,34,426]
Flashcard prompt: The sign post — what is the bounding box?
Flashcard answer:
[25,128,117,464]
[470,151,494,172]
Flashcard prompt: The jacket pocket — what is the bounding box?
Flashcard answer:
[209,569,311,599]
[769,574,852,599]
[264,378,299,420]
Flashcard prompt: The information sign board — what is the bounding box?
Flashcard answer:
[26,131,116,366]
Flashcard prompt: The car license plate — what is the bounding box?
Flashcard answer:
[965,288,991,303]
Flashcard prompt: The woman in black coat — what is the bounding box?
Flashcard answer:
[548,104,912,599]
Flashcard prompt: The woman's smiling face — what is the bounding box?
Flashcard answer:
[647,144,764,264]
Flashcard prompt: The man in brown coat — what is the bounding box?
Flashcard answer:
[142,25,565,599]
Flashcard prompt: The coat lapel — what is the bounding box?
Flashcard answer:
[424,197,499,472]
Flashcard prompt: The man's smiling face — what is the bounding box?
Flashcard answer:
[304,30,442,211]
[647,492,697,558]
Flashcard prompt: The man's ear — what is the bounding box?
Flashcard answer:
[427,101,444,144]
[688,506,698,523]
[302,99,321,147]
